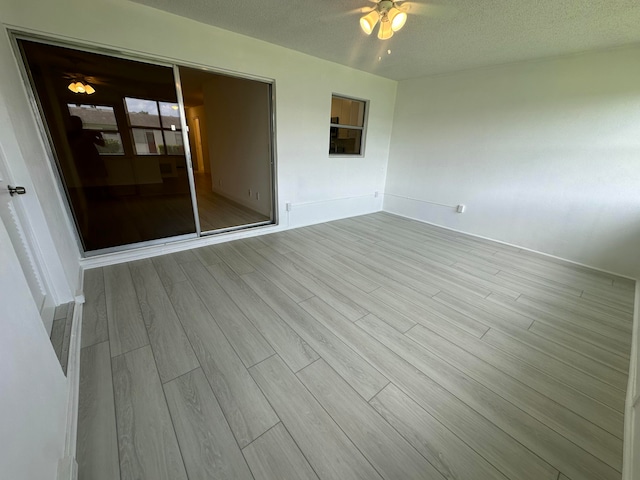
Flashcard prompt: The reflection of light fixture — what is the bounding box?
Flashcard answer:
[68,80,95,95]
[360,0,408,39]
[171,105,179,110]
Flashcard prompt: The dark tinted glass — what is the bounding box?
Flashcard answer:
[19,40,196,252]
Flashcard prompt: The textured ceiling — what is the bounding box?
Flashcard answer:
[131,0,640,80]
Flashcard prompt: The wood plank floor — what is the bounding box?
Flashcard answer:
[77,212,635,480]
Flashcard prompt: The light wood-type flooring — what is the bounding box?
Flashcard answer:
[77,212,635,480]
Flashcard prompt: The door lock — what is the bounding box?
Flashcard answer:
[8,185,26,196]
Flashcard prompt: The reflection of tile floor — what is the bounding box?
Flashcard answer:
[78,173,269,251]
[49,302,74,375]
[195,173,270,232]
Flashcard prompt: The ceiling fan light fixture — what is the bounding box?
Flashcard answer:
[360,9,380,35]
[388,7,407,31]
[360,0,406,39]
[377,17,394,40]
[67,80,96,95]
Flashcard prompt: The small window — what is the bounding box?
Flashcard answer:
[329,95,367,156]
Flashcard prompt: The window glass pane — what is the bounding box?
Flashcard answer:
[68,104,118,129]
[161,130,184,155]
[329,128,362,155]
[159,102,181,130]
[96,132,124,155]
[125,98,161,127]
[330,96,365,127]
[132,128,164,155]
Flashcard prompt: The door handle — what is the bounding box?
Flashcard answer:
[8,185,26,196]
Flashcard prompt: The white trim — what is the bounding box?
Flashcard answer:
[623,283,640,480]
[80,222,283,269]
[56,456,76,480]
[57,296,83,480]
[41,293,56,335]
[291,193,376,208]
[382,209,637,281]
[382,192,457,209]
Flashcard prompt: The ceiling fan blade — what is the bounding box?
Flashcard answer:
[324,6,374,21]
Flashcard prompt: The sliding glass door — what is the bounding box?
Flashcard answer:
[178,66,274,233]
[17,37,275,254]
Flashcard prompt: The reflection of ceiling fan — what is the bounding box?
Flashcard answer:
[62,74,99,95]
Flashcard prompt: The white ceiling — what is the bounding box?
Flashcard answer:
[131,0,640,80]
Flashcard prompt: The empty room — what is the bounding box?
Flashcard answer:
[1,1,639,480]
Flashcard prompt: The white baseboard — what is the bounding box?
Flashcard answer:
[381,209,636,282]
[623,283,640,480]
[80,222,283,270]
[56,456,77,480]
[58,296,83,480]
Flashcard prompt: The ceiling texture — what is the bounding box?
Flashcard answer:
[131,0,640,80]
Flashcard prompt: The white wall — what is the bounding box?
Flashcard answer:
[0,216,68,480]
[384,46,640,278]
[204,75,272,216]
[2,0,396,235]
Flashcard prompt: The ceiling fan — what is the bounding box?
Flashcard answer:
[356,1,454,40]
[360,0,408,39]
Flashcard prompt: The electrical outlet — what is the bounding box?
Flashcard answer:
[248,189,252,197]
[286,202,292,211]
[256,192,260,200]
[456,204,466,213]
[374,191,379,198]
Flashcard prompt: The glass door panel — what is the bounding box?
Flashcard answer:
[18,39,197,252]
[178,66,274,233]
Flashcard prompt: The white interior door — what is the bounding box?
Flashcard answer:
[0,213,68,480]
[0,141,47,315]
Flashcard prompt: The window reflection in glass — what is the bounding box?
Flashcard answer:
[125,98,161,127]
[162,130,185,155]
[67,104,124,155]
[159,102,181,130]
[126,98,182,155]
[131,128,164,155]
